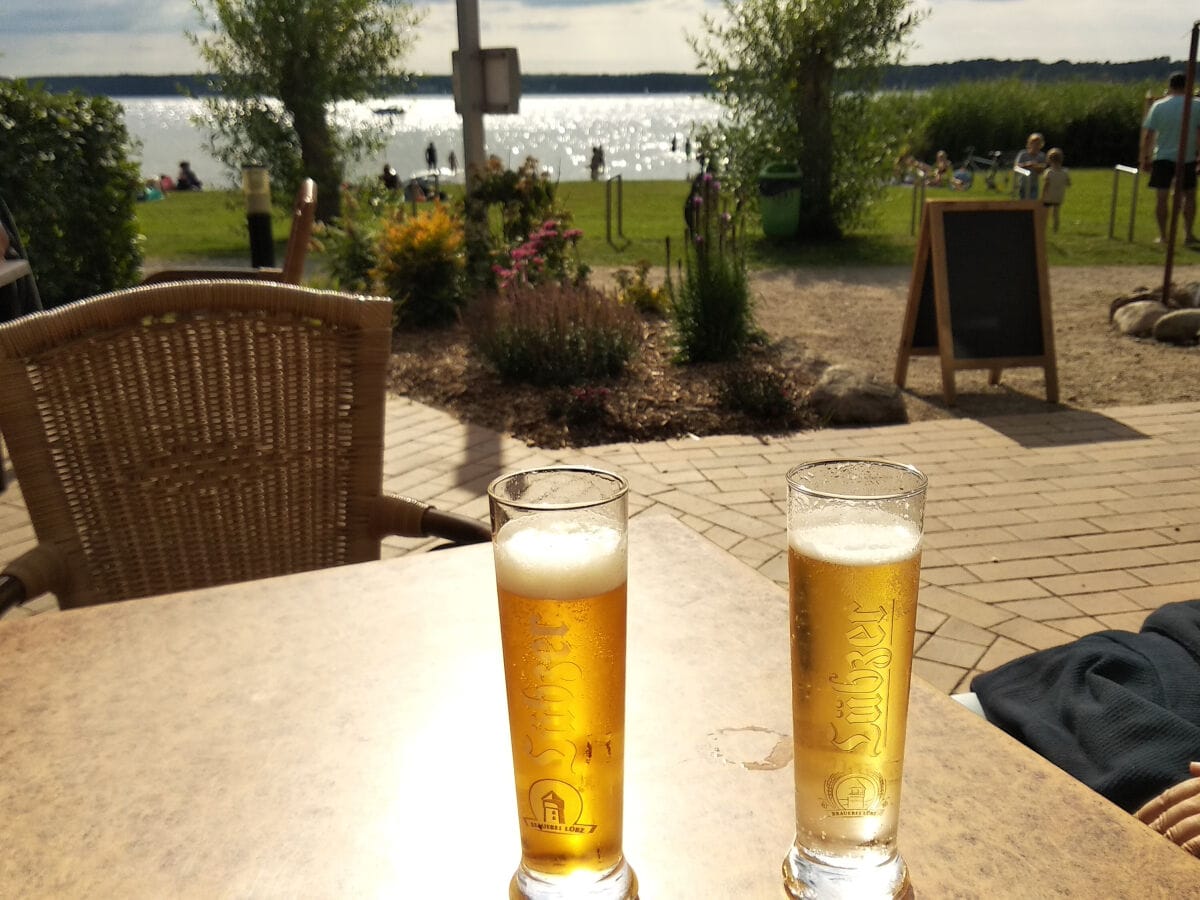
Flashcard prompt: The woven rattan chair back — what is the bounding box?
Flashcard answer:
[0,280,397,609]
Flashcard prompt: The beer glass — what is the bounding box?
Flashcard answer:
[488,467,638,900]
[782,459,927,900]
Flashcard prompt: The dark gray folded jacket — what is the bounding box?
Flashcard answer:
[972,599,1200,812]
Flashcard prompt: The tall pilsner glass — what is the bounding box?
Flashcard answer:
[782,459,927,900]
[488,467,638,900]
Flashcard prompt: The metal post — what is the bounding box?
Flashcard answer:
[1108,167,1119,239]
[1129,171,1139,243]
[605,175,627,250]
[1109,165,1138,241]
[908,174,926,236]
[455,0,486,194]
[242,165,274,268]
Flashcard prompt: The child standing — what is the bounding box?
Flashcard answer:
[1041,147,1071,233]
[1015,132,1047,199]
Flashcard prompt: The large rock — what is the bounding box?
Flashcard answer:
[1110,288,1160,321]
[808,365,907,426]
[1110,281,1200,320]
[1112,300,1169,337]
[1152,309,1200,345]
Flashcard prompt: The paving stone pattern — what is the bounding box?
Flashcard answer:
[5,399,1200,696]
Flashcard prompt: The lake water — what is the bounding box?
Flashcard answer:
[118,93,724,186]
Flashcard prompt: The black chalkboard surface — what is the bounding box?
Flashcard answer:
[896,200,1058,404]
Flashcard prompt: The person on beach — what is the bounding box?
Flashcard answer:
[175,161,202,191]
[425,141,437,172]
[448,150,458,176]
[928,150,951,187]
[1041,147,1071,232]
[1141,71,1200,246]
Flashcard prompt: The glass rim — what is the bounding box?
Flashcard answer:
[487,465,629,511]
[786,458,927,502]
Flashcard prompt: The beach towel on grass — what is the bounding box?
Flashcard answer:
[972,599,1200,812]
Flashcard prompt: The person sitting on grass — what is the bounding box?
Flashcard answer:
[928,150,952,187]
[175,161,203,191]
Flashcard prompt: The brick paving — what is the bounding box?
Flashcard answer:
[4,397,1200,696]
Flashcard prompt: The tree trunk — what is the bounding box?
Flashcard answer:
[794,59,839,241]
[289,102,342,223]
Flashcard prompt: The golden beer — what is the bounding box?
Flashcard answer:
[789,515,921,859]
[490,467,638,900]
[783,460,926,900]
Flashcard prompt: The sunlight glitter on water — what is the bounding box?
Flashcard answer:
[118,93,723,187]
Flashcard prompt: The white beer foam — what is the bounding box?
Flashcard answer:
[789,510,921,566]
[495,515,626,600]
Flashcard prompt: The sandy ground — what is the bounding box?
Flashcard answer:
[743,263,1200,422]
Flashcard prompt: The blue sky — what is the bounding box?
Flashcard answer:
[0,0,1194,77]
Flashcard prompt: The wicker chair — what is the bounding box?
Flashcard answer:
[140,178,317,286]
[0,279,490,614]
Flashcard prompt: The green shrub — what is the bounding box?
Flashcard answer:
[0,80,143,307]
[372,202,467,329]
[669,172,754,363]
[494,218,590,289]
[615,261,670,316]
[719,363,797,421]
[316,181,406,294]
[468,283,640,386]
[464,155,577,291]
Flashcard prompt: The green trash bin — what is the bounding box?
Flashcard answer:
[758,163,802,239]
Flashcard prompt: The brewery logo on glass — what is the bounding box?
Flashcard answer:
[524,779,597,834]
[822,771,888,817]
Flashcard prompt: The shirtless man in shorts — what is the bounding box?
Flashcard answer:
[1140,72,1200,246]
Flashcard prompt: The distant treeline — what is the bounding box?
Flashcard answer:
[5,58,1189,98]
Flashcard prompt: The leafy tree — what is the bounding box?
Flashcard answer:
[692,0,921,240]
[189,0,422,221]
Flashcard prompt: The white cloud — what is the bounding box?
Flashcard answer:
[0,0,1195,78]
[907,0,1193,64]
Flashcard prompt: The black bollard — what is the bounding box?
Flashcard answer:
[242,165,274,268]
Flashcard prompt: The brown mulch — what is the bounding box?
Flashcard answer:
[389,313,823,449]
[388,264,1200,449]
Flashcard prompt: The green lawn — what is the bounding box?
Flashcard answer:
[136,169,1188,272]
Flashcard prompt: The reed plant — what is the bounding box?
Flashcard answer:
[669,171,754,363]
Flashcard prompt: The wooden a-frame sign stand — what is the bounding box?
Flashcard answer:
[894,200,1058,405]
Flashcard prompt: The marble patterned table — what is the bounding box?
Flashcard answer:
[0,515,1193,896]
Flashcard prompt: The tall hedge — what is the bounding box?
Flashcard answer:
[0,80,143,307]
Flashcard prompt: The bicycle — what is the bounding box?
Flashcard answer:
[956,147,1010,192]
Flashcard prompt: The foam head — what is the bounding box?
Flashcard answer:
[494,513,626,600]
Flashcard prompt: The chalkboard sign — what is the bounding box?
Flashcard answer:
[895,200,1058,404]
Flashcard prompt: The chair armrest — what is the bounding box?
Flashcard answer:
[1,543,67,615]
[140,267,285,285]
[422,507,492,545]
[0,574,28,617]
[371,494,491,545]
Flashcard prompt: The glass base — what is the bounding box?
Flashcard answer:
[510,857,638,900]
[782,844,911,900]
